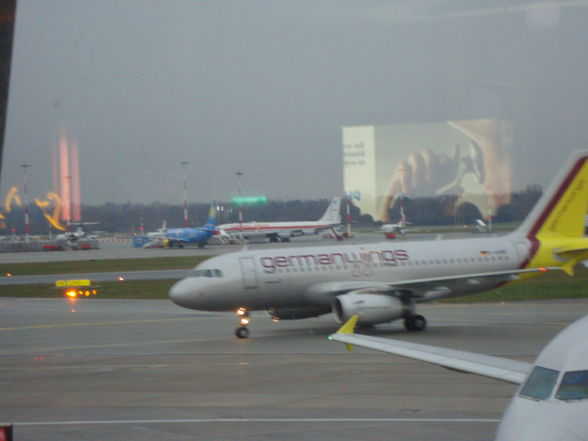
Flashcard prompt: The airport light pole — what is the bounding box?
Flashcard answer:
[20,163,31,242]
[236,171,244,242]
[180,161,190,227]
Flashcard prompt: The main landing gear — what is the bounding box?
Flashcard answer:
[235,308,251,339]
[404,314,427,332]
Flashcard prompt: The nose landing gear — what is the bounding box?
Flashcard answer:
[235,308,251,338]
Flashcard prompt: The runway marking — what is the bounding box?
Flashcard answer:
[0,317,196,332]
[10,417,501,426]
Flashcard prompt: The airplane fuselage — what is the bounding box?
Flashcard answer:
[216,220,337,241]
[170,233,532,313]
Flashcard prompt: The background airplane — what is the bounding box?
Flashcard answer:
[215,197,342,243]
[169,151,588,338]
[146,220,167,238]
[55,222,99,241]
[146,206,216,248]
[379,195,409,238]
[330,314,588,441]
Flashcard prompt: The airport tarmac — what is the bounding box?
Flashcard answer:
[2,297,587,441]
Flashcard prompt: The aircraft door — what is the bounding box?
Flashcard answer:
[239,257,258,289]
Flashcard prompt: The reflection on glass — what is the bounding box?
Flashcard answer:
[557,370,588,401]
[519,366,559,400]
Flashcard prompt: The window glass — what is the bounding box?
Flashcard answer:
[557,370,588,400]
[519,366,559,400]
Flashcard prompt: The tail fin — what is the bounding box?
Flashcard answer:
[515,150,588,239]
[318,197,342,224]
[203,204,216,230]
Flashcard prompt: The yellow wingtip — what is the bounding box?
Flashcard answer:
[562,261,575,277]
[337,314,359,335]
[332,315,359,352]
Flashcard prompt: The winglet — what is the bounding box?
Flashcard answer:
[334,314,359,352]
[561,261,576,277]
[338,314,359,335]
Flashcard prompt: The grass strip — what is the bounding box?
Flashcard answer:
[0,256,211,276]
[0,280,175,299]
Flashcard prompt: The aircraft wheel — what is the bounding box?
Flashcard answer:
[235,326,250,339]
[178,243,184,249]
[404,314,427,332]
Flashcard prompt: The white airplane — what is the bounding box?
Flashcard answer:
[55,223,98,241]
[215,197,342,243]
[169,150,588,338]
[146,220,167,238]
[141,220,169,248]
[330,313,588,441]
[380,195,410,238]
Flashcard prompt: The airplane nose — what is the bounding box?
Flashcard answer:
[169,278,197,308]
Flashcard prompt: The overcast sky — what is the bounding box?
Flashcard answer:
[2,0,588,205]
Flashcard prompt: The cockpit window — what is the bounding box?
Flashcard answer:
[191,269,223,278]
[556,370,588,401]
[519,366,559,400]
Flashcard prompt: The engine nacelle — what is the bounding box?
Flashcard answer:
[333,293,409,325]
[268,306,331,321]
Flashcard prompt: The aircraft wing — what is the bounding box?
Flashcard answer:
[309,266,564,301]
[386,266,564,299]
[329,315,531,384]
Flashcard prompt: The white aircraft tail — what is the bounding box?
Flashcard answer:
[511,150,588,276]
[514,150,588,240]
[318,197,342,225]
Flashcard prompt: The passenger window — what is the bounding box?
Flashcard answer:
[557,370,588,400]
[519,366,559,400]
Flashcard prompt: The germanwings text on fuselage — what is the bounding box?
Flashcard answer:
[259,248,409,272]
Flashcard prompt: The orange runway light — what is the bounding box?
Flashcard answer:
[118,276,125,281]
[65,290,78,298]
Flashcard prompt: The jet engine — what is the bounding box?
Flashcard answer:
[333,292,409,325]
